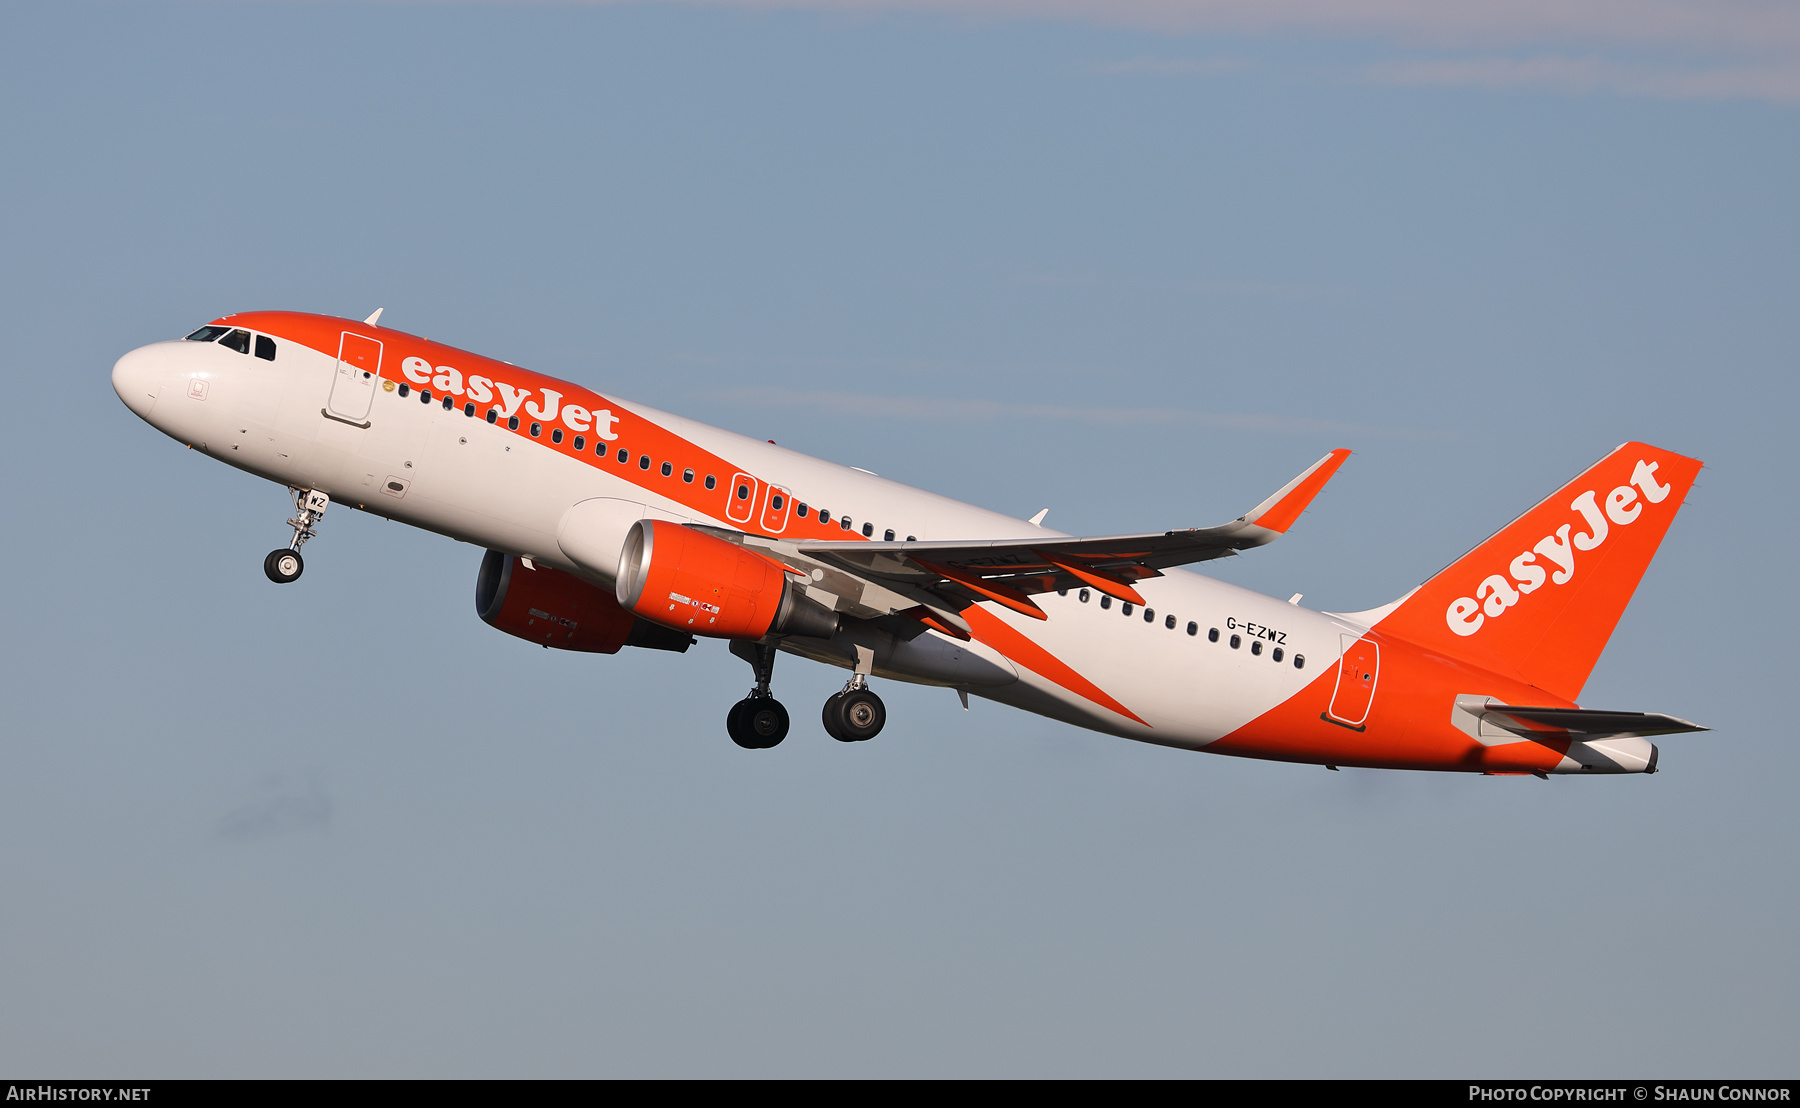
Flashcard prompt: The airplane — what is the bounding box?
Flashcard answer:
[110,309,1707,773]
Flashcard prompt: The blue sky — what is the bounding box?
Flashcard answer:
[0,0,1795,1076]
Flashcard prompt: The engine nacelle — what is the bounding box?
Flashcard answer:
[615,519,839,640]
[475,550,693,653]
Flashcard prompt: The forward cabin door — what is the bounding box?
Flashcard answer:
[1326,635,1380,728]
[327,331,382,425]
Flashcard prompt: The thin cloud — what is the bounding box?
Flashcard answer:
[216,772,334,842]
[545,0,1800,102]
[707,386,1452,440]
[1365,55,1800,101]
[560,1,1800,52]
[1092,56,1250,76]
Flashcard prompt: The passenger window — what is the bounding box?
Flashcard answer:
[1100,596,1112,610]
[1251,640,1262,656]
[1165,614,1176,629]
[661,461,673,477]
[1143,608,1154,623]
[254,335,276,361]
[486,409,498,423]
[796,503,808,517]
[573,435,584,451]
[684,469,695,484]
[819,510,830,524]
[862,522,873,537]
[618,448,629,463]
[884,529,895,541]
[906,536,916,542]
[464,403,476,417]
[841,517,852,531]
[640,455,652,470]
[1056,588,1068,597]
[771,494,785,510]
[421,390,432,403]
[1122,602,1133,616]
[1272,647,1284,663]
[1079,589,1090,603]
[735,481,750,499]
[551,428,562,443]
[1230,634,1241,649]
[1186,621,1198,636]
[185,326,229,342]
[1294,654,1306,670]
[705,475,717,490]
[508,416,519,430]
[1208,627,1219,642]
[220,328,251,354]
[399,384,410,397]
[443,396,454,410]
[530,422,541,437]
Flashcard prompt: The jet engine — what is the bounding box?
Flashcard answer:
[475,549,693,653]
[615,519,839,640]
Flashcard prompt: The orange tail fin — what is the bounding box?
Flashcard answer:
[1371,442,1701,702]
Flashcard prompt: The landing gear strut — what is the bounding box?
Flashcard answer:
[264,488,328,584]
[726,640,789,749]
[823,675,886,743]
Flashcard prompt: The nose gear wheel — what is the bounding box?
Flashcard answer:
[263,548,304,584]
[265,487,328,584]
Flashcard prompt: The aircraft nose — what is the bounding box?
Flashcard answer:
[112,345,165,420]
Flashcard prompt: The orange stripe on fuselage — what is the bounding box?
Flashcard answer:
[222,310,868,546]
[961,605,1149,727]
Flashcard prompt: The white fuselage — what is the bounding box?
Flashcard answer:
[114,328,1365,751]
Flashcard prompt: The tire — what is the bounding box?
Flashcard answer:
[838,689,885,742]
[726,699,756,748]
[821,692,850,742]
[746,699,789,748]
[264,548,304,584]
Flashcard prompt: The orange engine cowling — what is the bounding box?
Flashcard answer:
[615,519,839,640]
[475,550,693,653]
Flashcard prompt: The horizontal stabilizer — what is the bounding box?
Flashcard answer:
[1470,699,1707,739]
[1486,704,1707,737]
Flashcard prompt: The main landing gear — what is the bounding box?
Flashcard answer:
[822,676,886,743]
[727,640,790,749]
[724,641,889,748]
[264,488,328,584]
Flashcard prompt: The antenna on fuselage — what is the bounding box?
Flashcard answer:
[364,308,384,326]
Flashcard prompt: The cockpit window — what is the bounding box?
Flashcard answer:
[254,334,276,361]
[219,328,251,354]
[185,325,229,342]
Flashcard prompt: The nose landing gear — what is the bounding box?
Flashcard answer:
[264,488,328,584]
[726,640,790,749]
[822,676,886,743]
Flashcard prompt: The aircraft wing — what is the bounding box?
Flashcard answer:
[734,449,1350,634]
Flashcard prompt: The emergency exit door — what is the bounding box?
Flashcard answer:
[1326,635,1380,728]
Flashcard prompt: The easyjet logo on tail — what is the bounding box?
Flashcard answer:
[1445,460,1673,637]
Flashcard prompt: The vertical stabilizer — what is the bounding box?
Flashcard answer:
[1372,443,1701,702]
